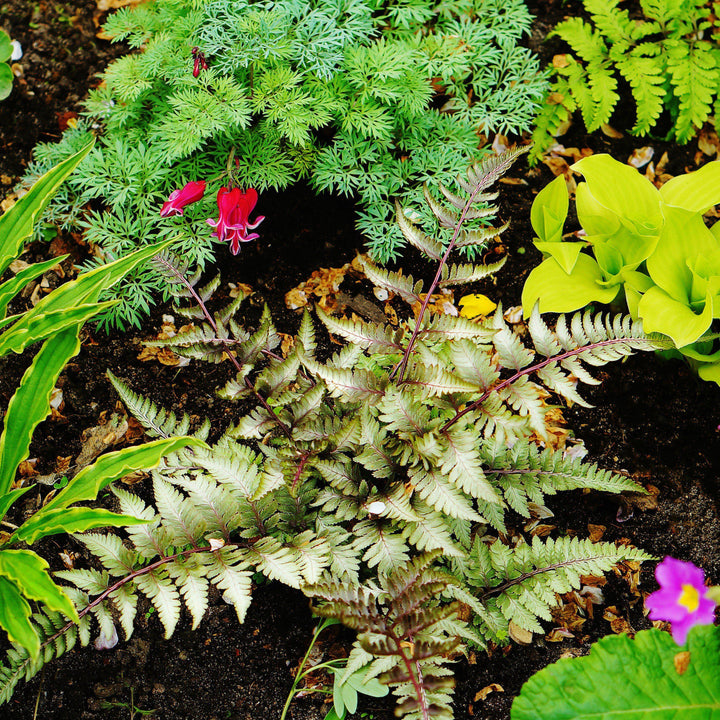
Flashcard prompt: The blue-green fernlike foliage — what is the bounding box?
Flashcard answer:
[23,0,547,330]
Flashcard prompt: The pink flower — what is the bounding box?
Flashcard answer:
[645,557,717,645]
[207,186,265,255]
[160,180,206,217]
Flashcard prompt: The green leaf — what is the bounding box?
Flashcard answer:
[0,301,117,357]
[571,154,663,235]
[0,326,81,497]
[522,254,620,316]
[660,160,720,213]
[0,485,31,526]
[0,140,94,276]
[530,175,582,272]
[13,507,149,545]
[512,626,720,720]
[637,285,714,348]
[38,437,208,513]
[0,549,78,622]
[0,64,12,101]
[0,30,12,63]
[0,255,66,320]
[0,576,38,657]
[1,239,175,355]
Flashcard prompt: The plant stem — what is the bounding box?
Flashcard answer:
[280,618,338,720]
[156,255,293,438]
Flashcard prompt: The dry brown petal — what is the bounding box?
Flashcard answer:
[279,333,295,357]
[628,146,654,169]
[120,470,148,486]
[8,259,30,274]
[508,621,533,645]
[698,127,720,156]
[285,287,308,310]
[600,123,623,139]
[674,651,691,675]
[529,523,556,537]
[17,460,39,478]
[96,0,144,10]
[474,684,504,702]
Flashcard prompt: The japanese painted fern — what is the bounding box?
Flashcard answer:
[0,150,656,717]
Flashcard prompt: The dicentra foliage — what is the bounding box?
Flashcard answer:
[21,0,547,330]
[0,151,656,718]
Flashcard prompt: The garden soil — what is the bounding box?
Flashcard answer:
[1,1,719,719]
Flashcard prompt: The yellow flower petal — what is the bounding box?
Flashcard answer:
[458,293,497,319]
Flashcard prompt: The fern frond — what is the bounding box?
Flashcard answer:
[316,307,404,353]
[357,255,424,305]
[438,258,506,287]
[616,55,666,135]
[108,370,209,441]
[397,200,444,260]
[481,438,645,518]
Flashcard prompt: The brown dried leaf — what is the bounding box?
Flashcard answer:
[474,684,504,702]
[75,413,129,467]
[285,287,308,310]
[674,651,691,675]
[587,524,606,542]
[698,126,719,157]
[600,123,623,139]
[628,146,654,169]
[17,460,39,478]
[552,54,570,69]
[279,333,295,357]
[508,621,533,645]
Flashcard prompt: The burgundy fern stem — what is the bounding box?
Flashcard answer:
[441,336,644,433]
[390,187,485,384]
[385,627,432,720]
[156,255,292,438]
[29,542,247,670]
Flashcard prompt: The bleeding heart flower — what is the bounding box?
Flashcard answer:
[645,557,717,645]
[207,186,265,255]
[160,180,206,217]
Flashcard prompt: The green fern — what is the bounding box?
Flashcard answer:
[532,0,720,160]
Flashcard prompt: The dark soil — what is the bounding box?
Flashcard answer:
[2,1,720,719]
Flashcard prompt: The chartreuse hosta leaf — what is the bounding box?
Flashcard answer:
[522,153,720,383]
[512,625,720,720]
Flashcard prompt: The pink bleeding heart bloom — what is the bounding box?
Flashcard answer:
[160,180,206,217]
[645,557,717,645]
[207,186,265,255]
